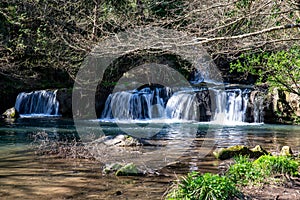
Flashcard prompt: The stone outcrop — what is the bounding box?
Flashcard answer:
[213,145,269,160]
[247,84,300,124]
[2,107,19,118]
[103,163,144,176]
[265,88,300,124]
[56,88,72,117]
[280,146,294,157]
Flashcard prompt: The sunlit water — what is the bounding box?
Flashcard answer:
[1,117,300,199]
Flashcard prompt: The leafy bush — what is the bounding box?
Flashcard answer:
[254,155,299,176]
[227,155,299,186]
[230,46,300,96]
[226,156,263,185]
[167,155,299,199]
[166,172,239,200]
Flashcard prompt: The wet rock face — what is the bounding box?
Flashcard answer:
[2,107,19,118]
[265,88,300,124]
[246,85,300,124]
[196,90,212,121]
[56,88,72,117]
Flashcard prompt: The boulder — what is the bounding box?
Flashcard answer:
[103,163,144,176]
[213,145,269,160]
[103,163,123,174]
[280,146,293,157]
[95,134,147,147]
[56,88,72,117]
[115,163,144,176]
[250,145,269,158]
[2,107,19,118]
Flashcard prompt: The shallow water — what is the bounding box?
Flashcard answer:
[0,118,300,199]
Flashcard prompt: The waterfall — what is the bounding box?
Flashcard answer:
[213,89,250,123]
[166,89,211,121]
[15,90,60,116]
[166,92,199,120]
[100,86,253,123]
[101,87,172,120]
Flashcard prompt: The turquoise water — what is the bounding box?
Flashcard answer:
[1,118,300,150]
[1,117,300,199]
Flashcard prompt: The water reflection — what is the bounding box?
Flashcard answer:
[0,118,299,160]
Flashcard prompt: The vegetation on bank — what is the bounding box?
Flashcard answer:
[0,0,299,118]
[230,45,300,96]
[1,1,299,82]
[166,155,300,200]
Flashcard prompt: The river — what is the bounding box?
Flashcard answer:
[0,117,299,199]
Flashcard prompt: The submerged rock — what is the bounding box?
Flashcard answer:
[213,145,269,160]
[103,163,123,174]
[2,107,19,118]
[280,146,293,157]
[103,163,144,176]
[94,134,150,147]
[115,163,144,176]
[104,135,143,147]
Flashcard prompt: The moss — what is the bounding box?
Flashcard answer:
[280,146,293,157]
[115,163,143,176]
[2,107,20,119]
[213,145,269,160]
[102,163,123,174]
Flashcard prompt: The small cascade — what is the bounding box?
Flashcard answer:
[166,92,199,120]
[101,87,172,120]
[166,89,211,121]
[213,89,250,123]
[15,90,60,116]
[100,85,254,123]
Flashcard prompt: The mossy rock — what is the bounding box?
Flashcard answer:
[213,145,269,160]
[280,146,293,157]
[115,163,143,176]
[2,107,20,118]
[102,163,123,174]
[250,145,269,158]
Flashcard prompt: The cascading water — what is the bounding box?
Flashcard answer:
[212,89,250,123]
[100,85,252,123]
[15,90,60,116]
[166,92,199,121]
[101,87,172,120]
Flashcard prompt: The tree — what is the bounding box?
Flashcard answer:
[230,46,300,95]
[0,0,300,81]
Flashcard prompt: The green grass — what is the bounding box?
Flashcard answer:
[166,155,299,199]
[166,172,239,200]
[254,155,299,176]
[226,156,263,186]
[227,155,299,186]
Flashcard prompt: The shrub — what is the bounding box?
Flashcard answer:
[226,156,263,186]
[227,155,299,186]
[254,155,299,176]
[166,172,239,200]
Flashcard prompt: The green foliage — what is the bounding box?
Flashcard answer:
[166,172,239,200]
[254,155,299,176]
[230,46,300,96]
[226,156,263,185]
[227,155,299,186]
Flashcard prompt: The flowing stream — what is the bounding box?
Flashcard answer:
[0,86,298,199]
